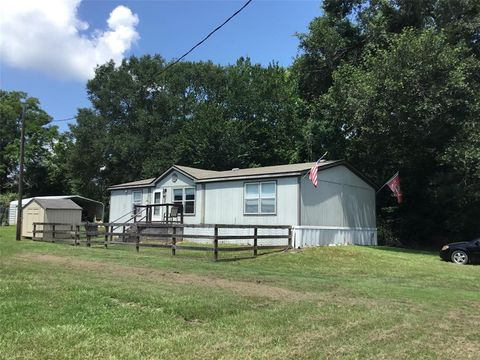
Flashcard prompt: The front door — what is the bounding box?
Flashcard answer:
[152,190,164,222]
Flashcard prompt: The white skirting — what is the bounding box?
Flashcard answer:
[292,226,377,248]
[181,225,376,248]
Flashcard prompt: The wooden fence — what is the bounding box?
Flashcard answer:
[32,222,292,261]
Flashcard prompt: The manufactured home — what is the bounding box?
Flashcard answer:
[108,160,377,247]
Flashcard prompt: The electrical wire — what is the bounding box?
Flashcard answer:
[48,0,253,122]
[159,0,253,76]
[50,116,77,122]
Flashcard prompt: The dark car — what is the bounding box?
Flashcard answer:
[440,238,480,265]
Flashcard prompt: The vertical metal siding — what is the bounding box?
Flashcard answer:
[203,176,299,226]
[109,189,135,222]
[301,165,376,228]
[154,172,201,224]
[9,203,17,225]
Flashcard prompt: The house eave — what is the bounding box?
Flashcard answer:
[196,172,303,183]
[107,183,156,191]
[106,160,377,190]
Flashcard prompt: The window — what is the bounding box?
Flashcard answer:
[244,181,276,214]
[132,190,142,214]
[173,188,195,215]
[133,191,142,204]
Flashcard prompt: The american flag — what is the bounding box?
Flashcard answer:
[386,172,403,203]
[309,160,320,187]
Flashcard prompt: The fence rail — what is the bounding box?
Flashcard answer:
[32,222,292,261]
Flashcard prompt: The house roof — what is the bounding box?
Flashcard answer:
[106,178,156,189]
[176,161,340,181]
[32,198,82,210]
[108,160,376,190]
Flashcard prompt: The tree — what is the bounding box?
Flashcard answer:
[0,90,70,196]
[322,29,480,243]
[69,55,302,196]
[293,0,480,244]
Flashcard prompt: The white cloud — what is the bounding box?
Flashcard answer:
[0,0,139,81]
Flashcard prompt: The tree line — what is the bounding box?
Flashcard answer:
[1,0,479,246]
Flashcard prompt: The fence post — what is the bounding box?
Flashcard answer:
[33,223,36,240]
[253,227,258,257]
[135,231,140,253]
[172,226,176,256]
[122,225,126,242]
[75,225,80,246]
[86,223,91,247]
[104,224,109,249]
[213,225,219,261]
[52,224,56,242]
[288,227,292,249]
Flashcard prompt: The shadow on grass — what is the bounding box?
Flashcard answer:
[368,246,438,257]
[216,249,286,262]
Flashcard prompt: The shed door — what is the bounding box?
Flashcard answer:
[23,206,42,237]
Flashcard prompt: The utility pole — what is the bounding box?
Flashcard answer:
[15,104,26,241]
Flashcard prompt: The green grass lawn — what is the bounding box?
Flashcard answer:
[1,225,479,359]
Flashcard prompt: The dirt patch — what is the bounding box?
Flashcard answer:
[16,253,318,302]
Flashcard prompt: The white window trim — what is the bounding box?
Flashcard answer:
[243,181,277,215]
[172,187,196,216]
[132,190,143,204]
[132,190,143,214]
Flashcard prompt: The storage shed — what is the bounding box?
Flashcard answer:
[9,195,104,225]
[22,199,82,239]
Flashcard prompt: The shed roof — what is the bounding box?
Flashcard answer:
[11,195,103,207]
[32,199,82,210]
[108,160,376,190]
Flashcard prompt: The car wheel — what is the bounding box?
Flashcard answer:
[451,250,469,265]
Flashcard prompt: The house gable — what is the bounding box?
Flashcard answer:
[154,168,196,188]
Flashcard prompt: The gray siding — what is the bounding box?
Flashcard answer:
[108,165,376,234]
[300,165,376,228]
[44,209,82,225]
[203,177,298,225]
[109,188,150,223]
[153,171,202,224]
[109,171,203,224]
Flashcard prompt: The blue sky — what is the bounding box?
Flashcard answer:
[1,0,322,131]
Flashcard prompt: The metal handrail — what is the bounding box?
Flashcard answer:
[111,207,146,232]
[110,209,135,224]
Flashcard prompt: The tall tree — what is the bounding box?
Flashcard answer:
[0,90,70,196]
[70,55,302,195]
[293,0,480,244]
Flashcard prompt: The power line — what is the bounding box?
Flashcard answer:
[48,0,253,122]
[51,116,76,122]
[159,0,253,76]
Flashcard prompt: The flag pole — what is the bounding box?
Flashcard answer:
[302,151,328,179]
[376,171,399,194]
